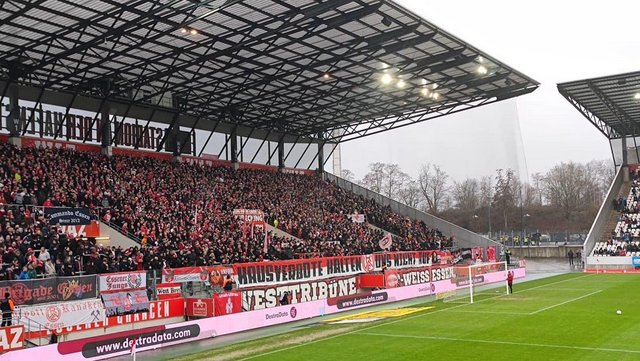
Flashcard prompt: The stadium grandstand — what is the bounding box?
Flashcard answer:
[0,0,580,360]
[558,71,640,268]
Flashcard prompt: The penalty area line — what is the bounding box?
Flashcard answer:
[358,332,640,354]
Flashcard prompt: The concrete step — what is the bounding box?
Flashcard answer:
[266,224,301,242]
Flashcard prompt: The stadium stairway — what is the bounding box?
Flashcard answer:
[598,181,631,243]
[99,222,140,248]
[366,223,400,238]
[266,224,302,242]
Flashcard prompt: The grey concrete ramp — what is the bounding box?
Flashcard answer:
[266,224,301,242]
[98,222,140,248]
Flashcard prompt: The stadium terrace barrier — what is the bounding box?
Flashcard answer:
[324,172,500,250]
[2,267,525,360]
[585,256,640,272]
[584,166,623,262]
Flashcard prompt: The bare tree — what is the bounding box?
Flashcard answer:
[341,169,356,182]
[451,178,479,210]
[361,162,385,193]
[543,162,589,221]
[382,163,405,199]
[417,163,449,214]
[531,172,545,205]
[493,169,517,229]
[397,175,423,208]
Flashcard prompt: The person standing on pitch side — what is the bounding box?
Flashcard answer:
[507,271,514,294]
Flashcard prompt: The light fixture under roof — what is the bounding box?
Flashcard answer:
[477,65,488,75]
[421,88,430,97]
[323,73,330,79]
[381,73,393,85]
[431,92,440,100]
[190,29,198,35]
[381,62,389,69]
[635,92,640,100]
[477,56,484,63]
[421,79,428,85]
[432,83,438,90]
[180,28,188,34]
[396,79,406,88]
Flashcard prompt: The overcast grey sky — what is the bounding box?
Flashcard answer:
[341,0,640,181]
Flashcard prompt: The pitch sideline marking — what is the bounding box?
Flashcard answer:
[238,274,593,360]
[358,332,640,354]
[447,310,531,316]
[529,290,603,315]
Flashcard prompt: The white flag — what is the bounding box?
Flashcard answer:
[379,233,393,250]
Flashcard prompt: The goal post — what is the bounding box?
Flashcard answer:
[442,261,509,304]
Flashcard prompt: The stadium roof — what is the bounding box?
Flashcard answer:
[558,71,640,140]
[1,0,539,144]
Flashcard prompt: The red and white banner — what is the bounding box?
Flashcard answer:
[242,276,359,311]
[234,250,448,288]
[185,298,213,318]
[156,283,182,300]
[384,266,456,288]
[58,220,101,238]
[161,265,235,285]
[378,233,393,250]
[348,214,365,223]
[0,325,24,352]
[487,246,497,262]
[213,291,242,316]
[24,298,185,338]
[99,271,146,292]
[7,268,526,361]
[233,209,266,241]
[14,299,105,332]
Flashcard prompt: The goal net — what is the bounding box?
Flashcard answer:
[442,262,509,304]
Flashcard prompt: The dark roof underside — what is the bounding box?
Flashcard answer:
[558,71,640,139]
[0,0,539,143]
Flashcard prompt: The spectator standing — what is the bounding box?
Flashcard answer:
[0,292,14,326]
[567,249,574,267]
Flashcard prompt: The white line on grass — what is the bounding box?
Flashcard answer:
[357,332,640,354]
[447,310,531,316]
[529,290,603,315]
[238,274,594,360]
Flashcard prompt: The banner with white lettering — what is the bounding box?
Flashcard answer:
[0,325,24,352]
[348,214,365,223]
[44,207,93,225]
[384,266,456,288]
[242,276,359,311]
[99,271,146,292]
[234,250,449,288]
[13,299,105,332]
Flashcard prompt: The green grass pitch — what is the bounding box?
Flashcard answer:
[173,273,640,361]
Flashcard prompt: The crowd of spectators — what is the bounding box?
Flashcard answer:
[598,170,640,257]
[0,143,452,280]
